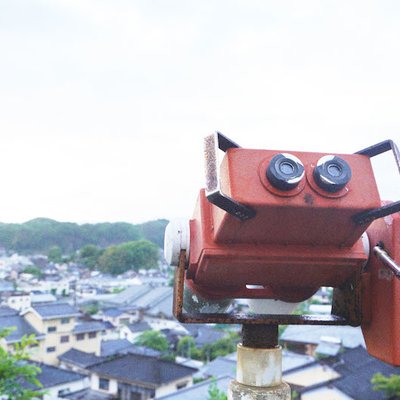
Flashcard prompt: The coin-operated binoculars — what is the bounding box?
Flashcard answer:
[164,132,400,399]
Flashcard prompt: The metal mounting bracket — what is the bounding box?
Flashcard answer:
[353,140,400,225]
[204,132,256,221]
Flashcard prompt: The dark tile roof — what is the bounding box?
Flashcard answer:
[0,306,18,317]
[63,388,113,400]
[102,321,115,330]
[59,348,105,368]
[282,350,315,372]
[31,303,80,320]
[0,280,14,292]
[181,324,201,336]
[126,321,152,333]
[100,339,161,358]
[144,290,174,319]
[195,327,226,347]
[73,321,106,334]
[328,346,400,400]
[100,339,135,357]
[23,362,86,389]
[126,346,161,358]
[315,341,341,357]
[0,315,43,343]
[201,356,236,379]
[89,354,197,386]
[103,308,124,317]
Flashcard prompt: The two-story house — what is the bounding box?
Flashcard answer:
[22,303,103,365]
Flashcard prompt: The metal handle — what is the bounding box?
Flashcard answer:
[353,140,400,225]
[373,245,400,278]
[204,132,256,221]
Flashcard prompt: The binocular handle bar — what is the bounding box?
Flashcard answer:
[204,132,256,221]
[373,245,400,278]
[353,139,400,225]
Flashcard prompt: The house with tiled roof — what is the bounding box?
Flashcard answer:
[100,339,137,357]
[102,285,178,330]
[88,353,197,399]
[101,307,140,328]
[23,362,89,400]
[271,346,400,400]
[59,348,105,374]
[324,346,400,400]
[119,321,152,342]
[280,324,365,356]
[0,307,45,354]
[62,388,114,400]
[22,303,103,365]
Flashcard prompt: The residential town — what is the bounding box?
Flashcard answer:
[0,249,398,400]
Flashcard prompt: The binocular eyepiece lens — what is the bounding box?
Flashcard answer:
[267,153,305,191]
[313,155,352,193]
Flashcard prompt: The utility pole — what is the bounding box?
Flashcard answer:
[228,325,290,400]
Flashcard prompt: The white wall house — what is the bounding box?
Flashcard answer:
[88,353,197,400]
[2,291,31,312]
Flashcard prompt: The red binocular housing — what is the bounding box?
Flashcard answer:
[165,132,400,365]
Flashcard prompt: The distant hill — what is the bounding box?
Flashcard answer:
[0,218,168,254]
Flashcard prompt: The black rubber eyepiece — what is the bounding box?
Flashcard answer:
[313,155,352,193]
[266,153,305,191]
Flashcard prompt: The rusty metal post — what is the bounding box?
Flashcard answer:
[228,324,291,400]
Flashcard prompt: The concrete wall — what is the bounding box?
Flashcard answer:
[72,331,101,356]
[6,294,31,311]
[103,312,140,328]
[91,373,119,395]
[119,326,143,343]
[43,376,89,400]
[155,377,193,398]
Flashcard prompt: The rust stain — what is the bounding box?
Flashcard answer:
[173,250,353,326]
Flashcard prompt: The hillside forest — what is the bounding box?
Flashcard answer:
[0,218,168,275]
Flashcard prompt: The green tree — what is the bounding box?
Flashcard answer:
[135,331,169,352]
[292,390,300,399]
[98,240,159,275]
[202,333,240,361]
[22,266,42,279]
[78,244,102,270]
[207,379,227,400]
[128,240,159,270]
[177,336,202,360]
[47,246,62,263]
[83,302,100,316]
[371,373,400,399]
[0,218,165,254]
[0,328,44,399]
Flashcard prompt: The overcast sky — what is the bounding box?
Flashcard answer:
[0,0,399,224]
